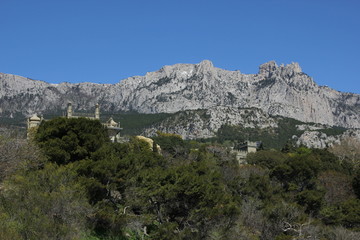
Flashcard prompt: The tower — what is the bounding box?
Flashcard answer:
[95,103,100,119]
[27,114,42,140]
[67,103,73,117]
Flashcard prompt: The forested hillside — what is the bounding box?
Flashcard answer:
[0,117,359,239]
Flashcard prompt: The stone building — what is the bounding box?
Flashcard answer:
[66,103,122,142]
[27,103,122,142]
[27,114,43,129]
[65,103,100,120]
[231,141,261,164]
[27,114,43,139]
[103,117,122,142]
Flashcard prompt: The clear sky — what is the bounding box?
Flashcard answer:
[1,0,359,93]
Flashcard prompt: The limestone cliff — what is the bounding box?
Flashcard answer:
[295,129,360,149]
[1,60,360,128]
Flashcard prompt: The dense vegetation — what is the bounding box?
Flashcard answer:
[108,112,172,136]
[214,118,347,149]
[0,117,359,239]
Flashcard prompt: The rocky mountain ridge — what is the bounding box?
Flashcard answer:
[1,60,360,128]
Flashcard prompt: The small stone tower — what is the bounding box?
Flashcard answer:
[27,114,42,129]
[104,117,122,142]
[67,103,73,117]
[95,103,100,119]
[27,114,43,139]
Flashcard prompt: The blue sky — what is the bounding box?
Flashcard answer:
[1,0,359,93]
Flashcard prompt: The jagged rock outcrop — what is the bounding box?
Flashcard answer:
[1,60,360,128]
[295,129,360,149]
[294,131,339,149]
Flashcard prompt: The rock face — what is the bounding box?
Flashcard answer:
[0,73,110,116]
[1,60,360,128]
[295,129,360,149]
[295,131,339,149]
[142,106,278,139]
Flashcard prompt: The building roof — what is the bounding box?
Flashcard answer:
[29,114,41,121]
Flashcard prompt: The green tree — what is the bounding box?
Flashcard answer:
[353,168,360,199]
[35,117,109,164]
[246,150,286,169]
[73,137,166,237]
[153,131,188,158]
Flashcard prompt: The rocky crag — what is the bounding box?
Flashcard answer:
[1,60,360,129]
[295,129,360,149]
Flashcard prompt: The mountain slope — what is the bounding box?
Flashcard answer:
[141,106,279,139]
[138,106,349,149]
[1,60,360,128]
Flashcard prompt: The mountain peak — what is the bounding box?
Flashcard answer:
[259,61,278,75]
[287,62,302,73]
[197,60,214,69]
[259,61,303,78]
